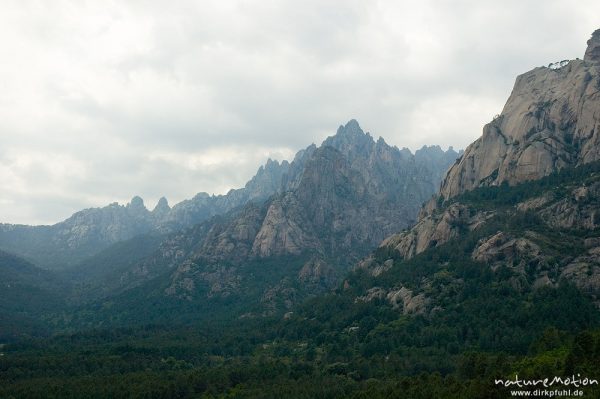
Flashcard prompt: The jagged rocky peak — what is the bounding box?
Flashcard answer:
[323,119,374,155]
[191,192,211,201]
[254,158,278,175]
[242,156,290,196]
[265,158,279,168]
[415,145,451,161]
[152,197,170,215]
[438,28,600,199]
[293,144,317,162]
[398,147,413,158]
[337,118,364,137]
[126,196,150,218]
[127,196,146,210]
[585,29,600,62]
[253,157,288,179]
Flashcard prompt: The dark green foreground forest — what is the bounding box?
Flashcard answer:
[3,164,600,398]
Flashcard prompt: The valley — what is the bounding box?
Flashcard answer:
[2,25,600,399]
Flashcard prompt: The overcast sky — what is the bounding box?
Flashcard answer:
[1,1,598,225]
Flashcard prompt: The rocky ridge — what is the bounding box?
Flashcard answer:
[80,121,459,315]
[358,165,600,314]
[356,30,600,313]
[1,121,457,271]
[585,29,600,63]
[374,30,600,262]
[440,40,600,200]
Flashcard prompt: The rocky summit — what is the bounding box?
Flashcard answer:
[0,121,457,271]
[439,30,600,200]
[367,30,600,305]
[86,120,459,311]
[585,28,600,62]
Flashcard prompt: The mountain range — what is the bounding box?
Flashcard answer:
[0,122,458,272]
[0,119,460,331]
[1,28,600,399]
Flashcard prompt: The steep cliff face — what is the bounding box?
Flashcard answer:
[440,34,600,199]
[374,30,600,265]
[584,29,600,63]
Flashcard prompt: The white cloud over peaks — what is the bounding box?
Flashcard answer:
[0,0,599,224]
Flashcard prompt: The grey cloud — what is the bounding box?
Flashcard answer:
[1,0,599,224]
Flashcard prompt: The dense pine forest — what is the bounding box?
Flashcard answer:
[3,163,600,398]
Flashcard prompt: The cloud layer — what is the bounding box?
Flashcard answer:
[1,0,599,224]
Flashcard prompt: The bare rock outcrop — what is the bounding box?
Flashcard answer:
[471,232,541,270]
[386,287,428,314]
[251,196,317,257]
[537,182,600,230]
[379,203,494,260]
[369,30,600,265]
[196,205,265,262]
[560,248,600,303]
[120,120,459,309]
[440,31,600,199]
[165,261,241,300]
[298,258,337,289]
[356,286,428,315]
[584,29,600,63]
[470,229,600,301]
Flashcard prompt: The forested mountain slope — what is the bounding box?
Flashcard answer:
[3,163,600,398]
[62,121,460,324]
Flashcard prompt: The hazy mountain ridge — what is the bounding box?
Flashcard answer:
[0,199,163,270]
[60,121,459,320]
[0,123,456,271]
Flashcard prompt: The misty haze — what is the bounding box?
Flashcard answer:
[1,2,600,398]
